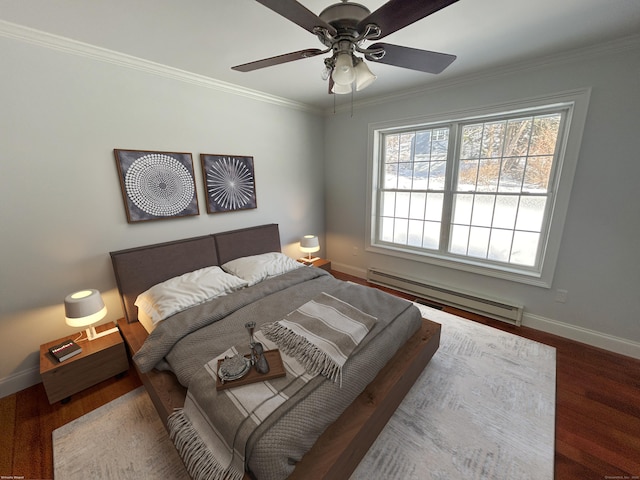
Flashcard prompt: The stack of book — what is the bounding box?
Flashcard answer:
[49,339,82,362]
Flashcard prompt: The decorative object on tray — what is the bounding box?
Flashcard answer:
[215,349,285,391]
[246,321,270,374]
[114,149,199,223]
[218,354,251,383]
[200,154,256,214]
[48,339,82,362]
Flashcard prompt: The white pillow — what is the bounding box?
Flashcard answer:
[134,266,248,325]
[222,252,303,286]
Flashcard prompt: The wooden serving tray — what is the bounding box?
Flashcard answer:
[216,349,285,391]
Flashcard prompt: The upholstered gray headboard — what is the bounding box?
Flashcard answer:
[110,224,281,323]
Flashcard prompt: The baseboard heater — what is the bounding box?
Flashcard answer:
[367,268,523,326]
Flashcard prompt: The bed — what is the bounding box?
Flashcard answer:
[110,223,441,480]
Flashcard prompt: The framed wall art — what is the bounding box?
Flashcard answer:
[200,154,257,214]
[114,149,199,223]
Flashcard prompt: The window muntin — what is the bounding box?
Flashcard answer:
[375,107,567,275]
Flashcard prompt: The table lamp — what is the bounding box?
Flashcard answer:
[299,235,320,263]
[64,289,118,340]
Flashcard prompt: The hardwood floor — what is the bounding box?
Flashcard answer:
[1,270,639,479]
[0,363,142,480]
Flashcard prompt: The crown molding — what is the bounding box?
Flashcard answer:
[328,33,640,115]
[0,20,319,114]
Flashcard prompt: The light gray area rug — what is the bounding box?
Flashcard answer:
[351,303,556,480]
[53,304,556,480]
[53,386,190,480]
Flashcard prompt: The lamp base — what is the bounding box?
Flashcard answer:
[86,325,119,341]
[298,256,320,263]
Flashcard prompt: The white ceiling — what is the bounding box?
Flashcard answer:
[2,0,639,109]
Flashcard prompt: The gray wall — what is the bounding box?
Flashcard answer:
[324,37,640,356]
[0,35,325,395]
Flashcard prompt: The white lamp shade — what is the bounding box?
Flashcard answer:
[331,53,355,85]
[64,289,107,328]
[300,235,320,254]
[355,60,377,91]
[331,82,352,95]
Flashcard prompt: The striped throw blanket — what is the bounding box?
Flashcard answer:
[263,292,377,385]
[168,331,315,480]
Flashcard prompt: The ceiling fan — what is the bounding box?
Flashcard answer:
[232,0,459,95]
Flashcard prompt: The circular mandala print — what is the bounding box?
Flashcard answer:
[124,153,194,216]
[207,157,255,211]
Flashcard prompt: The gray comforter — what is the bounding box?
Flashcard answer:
[133,267,422,479]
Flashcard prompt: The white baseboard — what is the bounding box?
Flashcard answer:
[331,263,640,360]
[523,313,640,360]
[0,365,41,399]
[331,262,367,279]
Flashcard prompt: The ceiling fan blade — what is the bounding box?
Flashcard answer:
[358,0,459,39]
[232,48,325,72]
[366,43,456,74]
[255,0,337,36]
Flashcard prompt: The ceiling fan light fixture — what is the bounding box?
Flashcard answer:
[331,82,352,95]
[331,52,355,85]
[354,59,376,91]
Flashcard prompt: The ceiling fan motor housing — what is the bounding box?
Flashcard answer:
[319,2,371,34]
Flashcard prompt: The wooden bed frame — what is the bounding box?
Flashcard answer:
[110,223,441,480]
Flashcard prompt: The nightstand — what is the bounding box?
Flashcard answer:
[298,258,332,272]
[40,322,129,404]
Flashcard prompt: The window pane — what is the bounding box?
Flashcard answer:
[408,220,424,247]
[431,129,449,161]
[488,229,513,262]
[453,194,473,224]
[450,224,469,255]
[468,226,490,258]
[423,221,441,249]
[458,160,478,191]
[477,158,500,192]
[530,114,561,156]
[385,134,399,163]
[425,193,444,221]
[415,131,431,159]
[395,192,410,218]
[516,197,546,232]
[481,121,505,158]
[498,157,525,192]
[382,191,396,217]
[398,162,413,189]
[511,231,539,266]
[429,161,446,190]
[471,195,495,227]
[399,133,414,162]
[504,118,532,157]
[409,192,426,219]
[461,124,482,159]
[523,155,553,192]
[384,163,398,189]
[492,195,518,229]
[380,216,394,242]
[393,218,408,244]
[412,162,429,190]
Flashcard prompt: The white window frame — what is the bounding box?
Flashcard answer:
[366,88,591,288]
